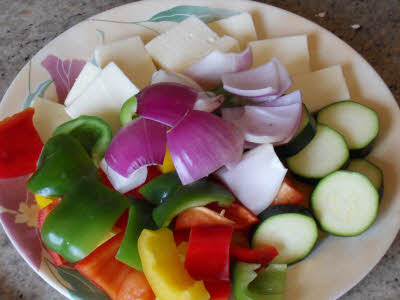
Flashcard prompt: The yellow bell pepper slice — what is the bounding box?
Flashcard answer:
[159,147,175,173]
[176,241,188,263]
[35,194,56,209]
[138,228,210,300]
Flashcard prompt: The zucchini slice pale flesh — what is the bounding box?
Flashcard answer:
[286,124,349,180]
[311,170,379,236]
[316,101,379,157]
[347,158,383,196]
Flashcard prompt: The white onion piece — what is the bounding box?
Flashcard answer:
[222,91,303,145]
[222,57,292,99]
[105,118,167,177]
[100,159,148,194]
[216,143,287,215]
[167,110,244,185]
[151,70,225,112]
[184,47,253,90]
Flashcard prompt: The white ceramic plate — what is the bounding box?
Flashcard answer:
[1,1,399,299]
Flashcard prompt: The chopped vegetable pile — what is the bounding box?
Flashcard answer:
[0,10,383,300]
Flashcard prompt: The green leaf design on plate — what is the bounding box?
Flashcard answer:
[147,5,240,23]
[22,79,53,109]
[53,265,110,300]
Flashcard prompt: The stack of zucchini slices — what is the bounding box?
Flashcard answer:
[251,101,382,265]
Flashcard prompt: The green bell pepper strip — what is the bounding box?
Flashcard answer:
[41,177,130,263]
[26,134,100,197]
[139,171,182,205]
[152,179,235,227]
[233,262,287,300]
[120,96,138,126]
[52,115,112,166]
[116,197,156,271]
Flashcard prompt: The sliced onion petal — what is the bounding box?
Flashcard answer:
[105,118,167,177]
[222,57,292,99]
[151,69,203,90]
[216,143,287,215]
[184,47,253,90]
[100,159,148,194]
[136,82,197,127]
[222,91,303,145]
[167,110,244,185]
[194,92,225,112]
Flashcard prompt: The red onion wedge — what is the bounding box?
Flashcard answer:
[222,57,292,100]
[105,118,167,178]
[216,143,287,215]
[222,91,303,145]
[100,159,148,194]
[184,47,253,90]
[151,70,225,112]
[136,82,197,127]
[167,110,244,185]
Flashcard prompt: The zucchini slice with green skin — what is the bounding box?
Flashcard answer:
[311,170,379,236]
[275,104,317,157]
[316,101,379,157]
[286,124,349,180]
[251,204,318,264]
[347,158,383,196]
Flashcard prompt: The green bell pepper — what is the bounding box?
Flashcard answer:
[52,115,112,166]
[120,96,138,126]
[41,177,130,262]
[233,262,287,300]
[139,171,182,205]
[116,197,156,271]
[26,134,100,197]
[152,178,235,227]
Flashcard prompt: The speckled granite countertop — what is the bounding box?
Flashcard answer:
[0,1,399,299]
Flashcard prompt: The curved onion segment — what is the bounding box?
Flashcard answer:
[222,91,303,145]
[222,57,292,100]
[105,118,167,178]
[184,47,253,90]
[151,70,225,112]
[216,143,287,215]
[136,82,198,127]
[167,111,244,185]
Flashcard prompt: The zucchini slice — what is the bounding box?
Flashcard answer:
[275,104,317,157]
[311,170,379,236]
[316,101,379,157]
[251,204,318,264]
[286,124,349,180]
[347,158,383,196]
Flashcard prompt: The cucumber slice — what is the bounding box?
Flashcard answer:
[316,101,379,157]
[275,104,317,157]
[286,124,349,180]
[311,170,379,236]
[251,205,318,264]
[347,158,383,195]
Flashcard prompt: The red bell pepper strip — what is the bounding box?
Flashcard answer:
[204,280,231,300]
[174,229,190,245]
[38,199,65,266]
[76,232,154,300]
[271,176,306,206]
[230,244,279,266]
[0,108,43,178]
[175,207,235,230]
[208,202,259,230]
[185,226,233,282]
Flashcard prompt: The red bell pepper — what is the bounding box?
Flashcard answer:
[173,229,190,245]
[208,202,259,230]
[271,176,306,206]
[204,280,231,300]
[38,199,65,266]
[76,232,154,300]
[230,244,279,266]
[175,207,235,231]
[0,108,43,178]
[185,226,233,282]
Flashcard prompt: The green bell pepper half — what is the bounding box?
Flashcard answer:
[52,115,112,166]
[116,197,156,271]
[26,134,100,197]
[152,178,235,227]
[41,177,130,262]
[233,262,287,300]
[120,96,138,126]
[139,171,182,205]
